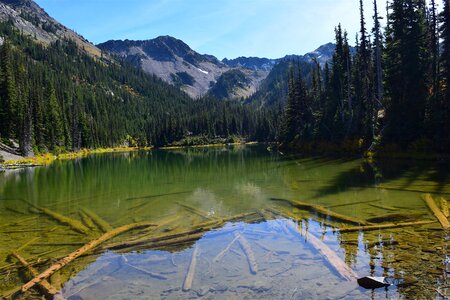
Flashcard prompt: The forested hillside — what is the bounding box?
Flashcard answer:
[0,20,277,156]
[279,0,450,156]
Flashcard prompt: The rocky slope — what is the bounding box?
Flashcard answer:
[98,36,270,99]
[0,0,103,58]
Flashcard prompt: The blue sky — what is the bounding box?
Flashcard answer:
[35,0,387,60]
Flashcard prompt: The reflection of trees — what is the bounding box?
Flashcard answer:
[312,158,450,199]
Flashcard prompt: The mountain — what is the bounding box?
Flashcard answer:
[222,57,277,71]
[0,0,103,58]
[0,0,277,156]
[98,37,342,99]
[207,69,268,100]
[99,37,259,99]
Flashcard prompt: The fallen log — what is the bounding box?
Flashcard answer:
[125,191,191,201]
[376,185,450,195]
[11,252,59,297]
[366,212,425,223]
[421,194,450,230]
[20,221,156,293]
[123,261,167,280]
[328,199,379,208]
[176,202,212,219]
[270,198,368,225]
[81,208,113,233]
[28,202,89,234]
[107,212,261,251]
[338,220,436,233]
[235,233,258,274]
[79,210,97,230]
[440,197,449,218]
[285,222,358,281]
[182,245,199,291]
[16,237,39,252]
[193,212,260,228]
[213,235,239,262]
[368,203,399,211]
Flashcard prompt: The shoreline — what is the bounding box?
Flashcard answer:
[0,142,259,170]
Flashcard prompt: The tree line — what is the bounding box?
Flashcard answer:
[280,0,450,155]
[0,21,278,156]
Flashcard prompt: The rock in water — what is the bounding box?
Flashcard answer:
[357,277,391,289]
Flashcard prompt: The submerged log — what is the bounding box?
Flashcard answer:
[81,208,113,233]
[440,197,449,218]
[79,210,97,230]
[366,212,425,223]
[194,212,260,228]
[421,194,450,230]
[182,245,199,291]
[16,237,39,252]
[28,203,89,234]
[368,203,399,211]
[235,233,258,274]
[214,235,239,262]
[270,198,367,225]
[125,191,192,201]
[328,199,379,208]
[376,185,450,195]
[106,212,261,251]
[176,202,212,219]
[123,260,167,280]
[285,222,358,281]
[338,220,436,233]
[20,221,156,293]
[11,252,59,297]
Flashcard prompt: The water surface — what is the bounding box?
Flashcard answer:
[0,146,449,299]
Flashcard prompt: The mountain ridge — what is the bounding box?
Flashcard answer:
[98,35,341,100]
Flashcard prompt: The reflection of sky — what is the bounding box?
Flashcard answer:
[60,219,400,299]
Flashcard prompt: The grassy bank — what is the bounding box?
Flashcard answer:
[0,147,146,169]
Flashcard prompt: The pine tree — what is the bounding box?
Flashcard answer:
[46,80,64,150]
[0,41,17,140]
[440,0,450,146]
[384,0,430,147]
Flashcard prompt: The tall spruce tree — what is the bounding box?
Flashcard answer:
[0,41,17,140]
[441,0,450,146]
[384,0,430,147]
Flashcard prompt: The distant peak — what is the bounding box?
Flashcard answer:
[1,0,33,7]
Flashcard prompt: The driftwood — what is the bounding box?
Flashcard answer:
[81,208,113,233]
[285,222,358,281]
[368,203,399,211]
[16,237,39,252]
[176,202,212,219]
[235,233,258,274]
[338,220,436,233]
[182,246,199,291]
[122,257,167,280]
[366,212,425,223]
[106,212,259,251]
[421,194,450,230]
[28,203,89,234]
[194,212,260,228]
[125,191,191,201]
[328,199,379,208]
[270,198,367,225]
[11,252,59,297]
[376,185,450,195]
[79,210,97,230]
[214,235,239,262]
[21,221,156,293]
[440,197,449,218]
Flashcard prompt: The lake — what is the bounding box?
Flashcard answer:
[0,145,449,299]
